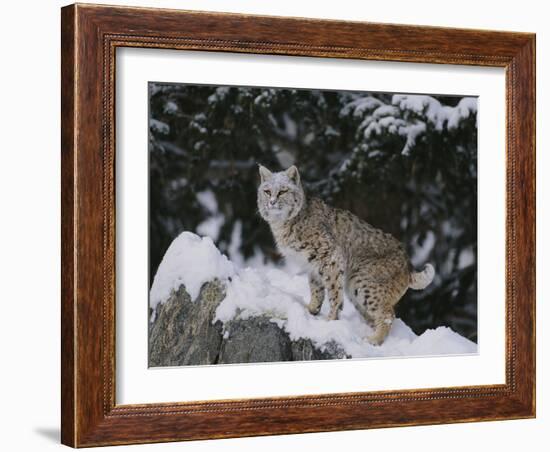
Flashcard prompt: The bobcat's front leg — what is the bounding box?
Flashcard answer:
[307,272,325,315]
[317,251,345,320]
[304,230,345,321]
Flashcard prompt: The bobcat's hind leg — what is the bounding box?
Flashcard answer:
[307,272,325,315]
[366,306,395,346]
[346,260,409,345]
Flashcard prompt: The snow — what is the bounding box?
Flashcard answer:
[196,190,225,241]
[341,94,477,157]
[458,247,475,269]
[410,230,436,268]
[449,97,478,129]
[373,105,399,118]
[368,150,383,158]
[169,178,188,190]
[196,190,218,214]
[163,100,178,114]
[362,119,382,140]
[340,96,383,117]
[149,232,235,309]
[216,263,475,358]
[392,94,477,131]
[208,86,230,104]
[227,220,244,267]
[149,119,170,135]
[324,125,340,137]
[400,121,426,156]
[282,114,298,139]
[196,216,225,242]
[151,231,477,359]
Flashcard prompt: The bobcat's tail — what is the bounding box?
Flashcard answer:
[409,263,435,290]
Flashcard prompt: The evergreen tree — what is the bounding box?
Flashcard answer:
[149,83,478,341]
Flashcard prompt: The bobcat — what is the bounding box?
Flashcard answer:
[257,165,435,345]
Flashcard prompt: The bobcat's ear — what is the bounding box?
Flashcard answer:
[286,165,300,185]
[258,165,273,183]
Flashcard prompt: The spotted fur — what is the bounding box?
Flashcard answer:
[257,165,435,345]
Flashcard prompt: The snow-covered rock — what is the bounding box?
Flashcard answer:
[149,231,477,366]
[149,281,346,366]
[149,232,235,309]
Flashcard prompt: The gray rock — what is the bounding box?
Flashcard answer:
[218,316,293,364]
[149,280,226,367]
[149,280,349,366]
[291,338,348,361]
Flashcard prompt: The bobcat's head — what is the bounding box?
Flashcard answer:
[257,165,305,225]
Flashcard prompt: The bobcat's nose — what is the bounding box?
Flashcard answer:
[269,198,277,207]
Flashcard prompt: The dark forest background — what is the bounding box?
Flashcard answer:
[149,83,478,342]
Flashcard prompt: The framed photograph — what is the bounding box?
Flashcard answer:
[61,3,535,447]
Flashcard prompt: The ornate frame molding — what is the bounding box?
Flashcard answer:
[61,4,535,447]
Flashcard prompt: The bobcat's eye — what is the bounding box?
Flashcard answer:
[264,189,271,196]
[279,189,288,195]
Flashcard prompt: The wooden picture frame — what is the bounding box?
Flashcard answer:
[61,3,535,447]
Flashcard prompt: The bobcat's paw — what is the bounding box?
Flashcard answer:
[365,335,384,346]
[364,333,388,346]
[327,309,339,321]
[307,304,321,316]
